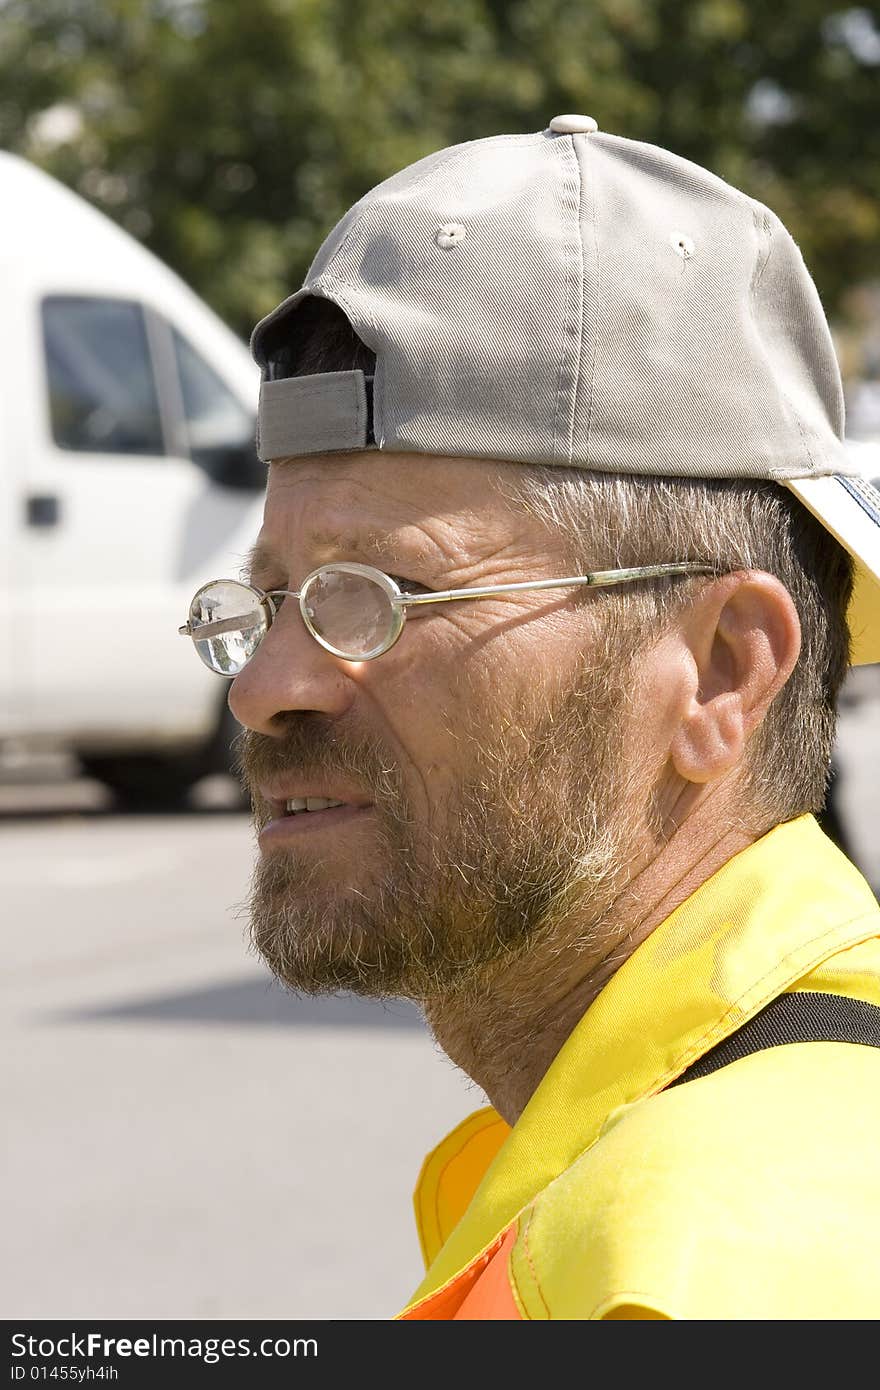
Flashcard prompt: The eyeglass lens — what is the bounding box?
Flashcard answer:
[188,568,399,674]
[189,580,267,675]
[301,568,397,659]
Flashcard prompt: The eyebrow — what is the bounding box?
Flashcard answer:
[240,529,430,583]
[240,541,277,583]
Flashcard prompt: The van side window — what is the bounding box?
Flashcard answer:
[172,329,254,474]
[41,296,165,456]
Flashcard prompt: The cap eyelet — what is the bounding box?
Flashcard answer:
[671,231,695,259]
[436,222,466,249]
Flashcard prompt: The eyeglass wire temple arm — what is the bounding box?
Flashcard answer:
[399,562,716,608]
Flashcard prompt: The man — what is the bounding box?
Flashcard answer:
[179,115,880,1318]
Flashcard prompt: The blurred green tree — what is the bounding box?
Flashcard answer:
[2,0,878,339]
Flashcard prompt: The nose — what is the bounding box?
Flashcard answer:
[228,600,356,736]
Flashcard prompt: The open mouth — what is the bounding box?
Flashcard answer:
[283,796,346,816]
[257,787,374,842]
[259,797,372,846]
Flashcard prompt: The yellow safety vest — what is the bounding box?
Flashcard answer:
[398,815,880,1319]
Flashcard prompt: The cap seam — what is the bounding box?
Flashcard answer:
[581,137,601,468]
[748,207,815,476]
[551,138,584,465]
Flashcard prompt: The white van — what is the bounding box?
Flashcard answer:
[0,152,265,807]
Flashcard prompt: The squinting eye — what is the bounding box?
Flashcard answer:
[389,575,431,595]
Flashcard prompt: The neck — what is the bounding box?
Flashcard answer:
[423,786,762,1126]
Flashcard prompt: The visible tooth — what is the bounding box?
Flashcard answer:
[284,796,347,814]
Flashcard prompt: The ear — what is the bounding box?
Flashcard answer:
[670,573,802,785]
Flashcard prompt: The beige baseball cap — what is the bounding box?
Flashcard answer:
[251,114,880,665]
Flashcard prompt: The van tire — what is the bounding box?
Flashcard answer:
[80,701,248,812]
[204,701,250,809]
[79,751,199,811]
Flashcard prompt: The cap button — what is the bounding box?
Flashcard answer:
[549,113,598,135]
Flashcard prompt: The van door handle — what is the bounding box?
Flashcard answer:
[26,494,61,527]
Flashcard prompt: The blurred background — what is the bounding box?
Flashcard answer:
[2,0,879,1321]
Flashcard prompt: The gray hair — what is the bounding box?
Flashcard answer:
[502,466,852,826]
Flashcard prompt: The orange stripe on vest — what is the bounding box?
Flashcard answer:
[401,1224,521,1321]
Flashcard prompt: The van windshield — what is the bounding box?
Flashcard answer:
[173,329,254,471]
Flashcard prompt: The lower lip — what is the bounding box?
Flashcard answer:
[258,805,373,849]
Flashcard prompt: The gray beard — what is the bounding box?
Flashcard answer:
[239,647,646,1004]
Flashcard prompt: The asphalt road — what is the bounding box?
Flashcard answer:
[3,675,879,1322]
[1,779,479,1321]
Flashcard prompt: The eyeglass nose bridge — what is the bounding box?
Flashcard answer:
[219,587,313,675]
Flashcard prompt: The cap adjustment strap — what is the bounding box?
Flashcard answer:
[257,369,370,462]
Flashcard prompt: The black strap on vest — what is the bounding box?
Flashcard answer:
[670,992,880,1088]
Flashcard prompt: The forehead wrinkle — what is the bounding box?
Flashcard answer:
[254,456,550,585]
[240,527,435,584]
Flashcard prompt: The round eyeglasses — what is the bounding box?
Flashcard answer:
[178,560,716,677]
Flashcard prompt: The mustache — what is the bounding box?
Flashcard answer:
[234,716,402,808]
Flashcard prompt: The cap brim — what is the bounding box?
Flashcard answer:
[783,474,880,666]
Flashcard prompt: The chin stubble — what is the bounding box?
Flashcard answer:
[236,641,648,1004]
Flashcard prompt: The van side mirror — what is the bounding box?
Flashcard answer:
[195,439,266,492]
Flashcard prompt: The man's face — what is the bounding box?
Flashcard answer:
[230,453,653,1002]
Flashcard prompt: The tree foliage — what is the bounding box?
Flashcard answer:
[2,0,878,340]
